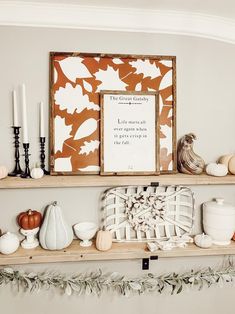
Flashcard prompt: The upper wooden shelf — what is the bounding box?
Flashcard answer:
[0,240,235,266]
[0,173,235,189]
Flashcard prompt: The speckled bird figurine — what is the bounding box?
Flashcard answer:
[177,133,205,174]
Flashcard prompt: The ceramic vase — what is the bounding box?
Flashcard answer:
[203,198,235,245]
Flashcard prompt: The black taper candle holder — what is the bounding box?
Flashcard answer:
[40,137,49,175]
[9,126,24,177]
[21,143,31,178]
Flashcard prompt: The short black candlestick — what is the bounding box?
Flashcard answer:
[40,137,49,175]
[9,126,24,177]
[21,143,31,178]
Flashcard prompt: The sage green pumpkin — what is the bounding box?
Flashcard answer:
[39,201,73,250]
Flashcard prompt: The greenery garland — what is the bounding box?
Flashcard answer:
[0,263,234,296]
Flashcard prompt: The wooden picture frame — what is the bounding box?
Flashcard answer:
[50,52,176,175]
[100,91,160,176]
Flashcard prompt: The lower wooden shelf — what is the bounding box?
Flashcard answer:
[0,240,235,266]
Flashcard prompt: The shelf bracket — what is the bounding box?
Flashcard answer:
[142,256,158,270]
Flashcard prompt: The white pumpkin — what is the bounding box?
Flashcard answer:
[0,232,20,254]
[218,154,235,174]
[0,165,8,180]
[218,155,234,168]
[205,163,228,177]
[194,233,212,248]
[30,164,44,179]
[39,201,73,250]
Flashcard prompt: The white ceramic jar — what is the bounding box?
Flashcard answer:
[203,198,235,245]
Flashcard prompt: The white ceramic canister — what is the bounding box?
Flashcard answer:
[203,198,235,245]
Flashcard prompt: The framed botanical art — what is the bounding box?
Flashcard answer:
[100,91,159,175]
[50,52,176,175]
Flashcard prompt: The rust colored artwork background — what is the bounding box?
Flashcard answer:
[50,53,176,174]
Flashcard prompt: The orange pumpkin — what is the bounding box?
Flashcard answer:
[17,210,42,230]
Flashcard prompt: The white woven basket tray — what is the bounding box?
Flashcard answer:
[101,185,195,242]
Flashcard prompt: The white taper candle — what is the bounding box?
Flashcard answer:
[13,90,19,126]
[21,84,29,143]
[39,101,45,137]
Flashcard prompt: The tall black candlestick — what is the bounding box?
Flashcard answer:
[9,126,24,177]
[40,137,49,175]
[21,143,31,178]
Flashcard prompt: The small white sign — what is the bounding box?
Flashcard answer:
[100,91,159,175]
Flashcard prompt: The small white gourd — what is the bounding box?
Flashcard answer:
[194,233,212,248]
[39,201,73,250]
[205,163,228,177]
[30,164,44,179]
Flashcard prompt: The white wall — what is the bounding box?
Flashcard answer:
[1,26,235,314]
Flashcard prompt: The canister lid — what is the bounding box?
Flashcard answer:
[203,198,235,211]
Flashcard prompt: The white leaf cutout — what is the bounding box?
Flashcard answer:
[79,140,100,155]
[55,83,100,114]
[59,57,92,82]
[54,157,72,172]
[78,165,100,172]
[83,80,93,92]
[54,67,58,84]
[112,58,123,64]
[74,118,97,140]
[135,82,142,91]
[159,70,172,90]
[160,124,172,151]
[54,116,72,153]
[165,95,173,101]
[129,60,161,79]
[95,66,128,91]
[159,60,172,68]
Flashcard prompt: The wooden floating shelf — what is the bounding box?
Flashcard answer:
[1,240,235,266]
[0,174,235,189]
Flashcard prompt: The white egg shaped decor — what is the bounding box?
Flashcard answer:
[0,165,8,180]
[39,201,73,250]
[0,232,20,254]
[194,233,212,249]
[205,163,228,177]
[30,164,44,179]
